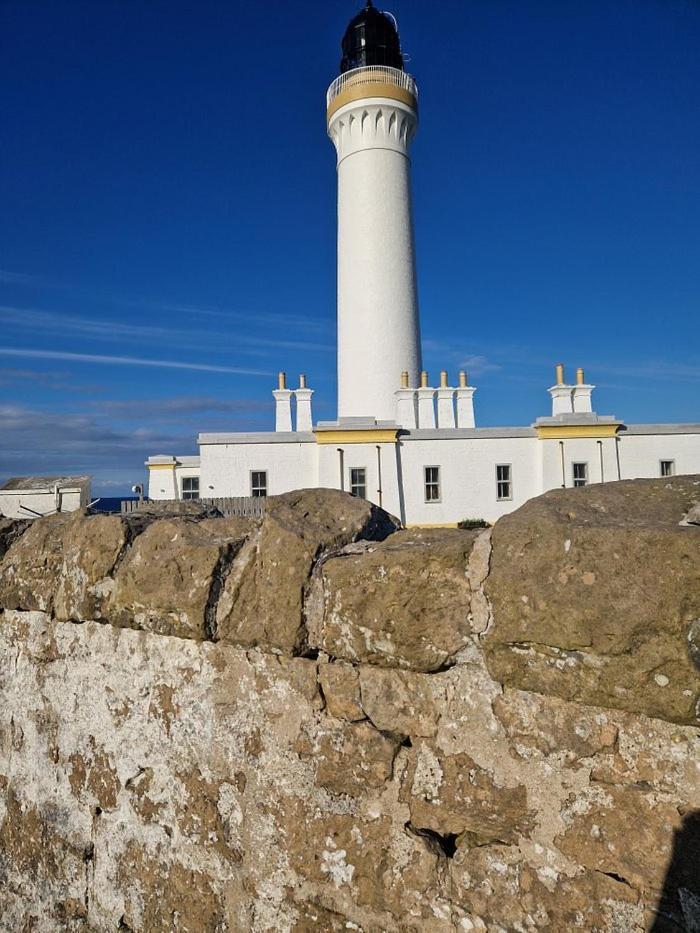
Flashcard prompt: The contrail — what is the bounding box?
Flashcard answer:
[0,347,273,377]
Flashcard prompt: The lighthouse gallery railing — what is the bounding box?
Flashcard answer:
[326,66,418,110]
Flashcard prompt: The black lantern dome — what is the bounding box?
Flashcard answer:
[340,1,404,74]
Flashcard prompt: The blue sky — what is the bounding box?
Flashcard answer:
[1,0,699,494]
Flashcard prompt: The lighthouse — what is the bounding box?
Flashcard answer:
[327,1,422,422]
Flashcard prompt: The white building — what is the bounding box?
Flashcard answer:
[147,2,699,526]
[0,475,91,520]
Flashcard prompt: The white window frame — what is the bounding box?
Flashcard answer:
[424,465,441,503]
[572,462,588,488]
[181,476,200,500]
[251,470,268,498]
[659,460,675,477]
[496,464,512,501]
[349,467,367,499]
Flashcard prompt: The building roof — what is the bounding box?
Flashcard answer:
[0,474,91,493]
[621,423,700,435]
[198,432,316,446]
[145,455,201,466]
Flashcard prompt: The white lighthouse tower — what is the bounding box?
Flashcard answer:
[327,1,422,422]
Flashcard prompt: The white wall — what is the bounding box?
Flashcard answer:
[200,441,318,498]
[618,432,700,480]
[151,427,699,524]
[540,436,621,491]
[398,437,541,525]
[0,489,85,519]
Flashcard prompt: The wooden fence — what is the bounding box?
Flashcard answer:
[120,497,267,518]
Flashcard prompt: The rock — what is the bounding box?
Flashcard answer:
[1,481,699,931]
[109,516,254,640]
[305,720,400,797]
[0,517,29,560]
[215,488,399,654]
[358,666,439,738]
[0,511,143,621]
[54,513,131,621]
[484,476,700,725]
[124,500,224,518]
[0,512,74,612]
[492,688,619,763]
[682,503,700,526]
[308,528,476,672]
[401,740,534,845]
[318,661,365,721]
[449,845,642,931]
[556,784,685,892]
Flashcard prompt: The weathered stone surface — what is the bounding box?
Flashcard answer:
[318,660,365,721]
[216,488,399,654]
[449,845,642,931]
[0,516,29,560]
[302,720,399,797]
[109,516,254,640]
[359,665,439,737]
[308,528,476,671]
[0,511,74,612]
[401,740,535,844]
[1,482,699,932]
[1,606,699,931]
[0,510,139,621]
[484,476,700,724]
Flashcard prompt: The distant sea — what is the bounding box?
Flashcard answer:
[90,496,140,514]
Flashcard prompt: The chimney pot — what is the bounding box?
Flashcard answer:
[459,370,468,388]
[555,363,565,386]
[420,370,429,388]
[440,369,448,388]
[278,371,287,390]
[299,373,307,389]
[576,367,585,386]
[401,370,409,389]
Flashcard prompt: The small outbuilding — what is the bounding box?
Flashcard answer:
[0,475,91,519]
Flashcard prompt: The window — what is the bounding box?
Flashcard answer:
[572,462,588,488]
[350,467,367,498]
[496,464,512,501]
[251,471,267,498]
[660,460,675,477]
[181,477,199,500]
[424,466,440,502]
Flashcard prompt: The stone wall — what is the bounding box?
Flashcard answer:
[0,481,698,932]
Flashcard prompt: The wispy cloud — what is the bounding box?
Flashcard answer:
[90,396,271,419]
[0,347,273,376]
[0,269,43,285]
[0,367,104,393]
[594,361,700,384]
[457,354,502,376]
[0,304,333,354]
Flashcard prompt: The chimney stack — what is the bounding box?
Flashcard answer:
[273,373,293,431]
[549,363,574,416]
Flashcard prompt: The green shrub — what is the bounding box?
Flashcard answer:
[457,518,490,530]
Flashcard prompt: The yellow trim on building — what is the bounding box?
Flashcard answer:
[147,463,177,470]
[536,424,619,440]
[327,83,417,122]
[406,523,460,529]
[314,429,398,445]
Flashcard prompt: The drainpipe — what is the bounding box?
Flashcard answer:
[615,436,622,480]
[337,448,345,492]
[597,440,604,483]
[559,441,566,488]
[376,445,383,509]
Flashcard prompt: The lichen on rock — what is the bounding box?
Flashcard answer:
[0,478,698,931]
